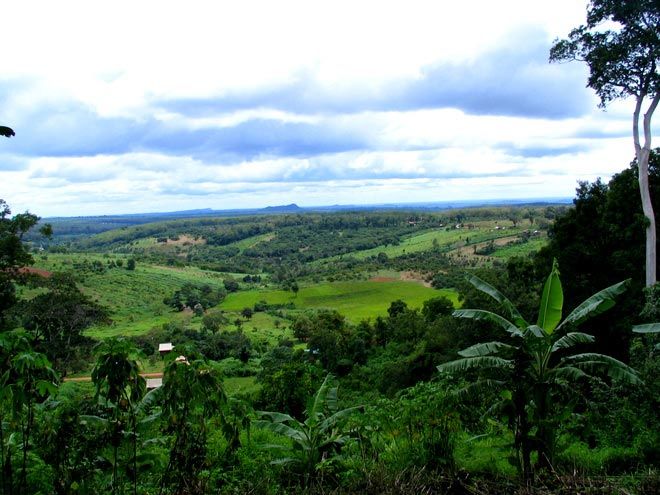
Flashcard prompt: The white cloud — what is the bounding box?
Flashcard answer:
[0,0,651,216]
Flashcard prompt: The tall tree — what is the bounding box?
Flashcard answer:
[550,0,660,286]
[0,199,51,329]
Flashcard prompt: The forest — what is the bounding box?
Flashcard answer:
[0,152,658,495]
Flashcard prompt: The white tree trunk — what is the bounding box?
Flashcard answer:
[633,91,660,287]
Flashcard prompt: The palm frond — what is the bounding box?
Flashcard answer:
[458,341,515,357]
[309,374,332,422]
[547,365,589,382]
[466,274,528,328]
[563,353,642,385]
[558,280,628,330]
[632,323,660,333]
[551,332,595,352]
[254,419,308,444]
[437,356,513,374]
[453,309,522,337]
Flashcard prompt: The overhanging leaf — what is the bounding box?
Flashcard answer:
[466,274,528,328]
[558,280,628,330]
[632,323,660,333]
[453,309,522,337]
[458,341,515,357]
[551,332,595,353]
[437,356,513,374]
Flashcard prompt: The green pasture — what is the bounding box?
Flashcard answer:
[490,237,548,258]
[221,280,457,323]
[33,254,229,338]
[317,223,528,262]
[227,232,274,253]
[234,312,293,345]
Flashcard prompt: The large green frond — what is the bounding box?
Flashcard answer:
[551,332,595,353]
[254,419,308,444]
[547,365,589,382]
[318,405,363,433]
[309,374,332,422]
[458,341,515,357]
[558,280,628,330]
[437,356,513,374]
[257,411,297,424]
[563,353,642,385]
[453,309,522,337]
[537,260,563,333]
[466,274,528,328]
[523,325,546,339]
[632,323,660,333]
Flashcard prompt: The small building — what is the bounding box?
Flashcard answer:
[158,342,174,356]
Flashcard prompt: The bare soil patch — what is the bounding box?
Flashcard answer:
[18,267,53,278]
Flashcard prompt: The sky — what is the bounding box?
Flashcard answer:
[0,0,655,217]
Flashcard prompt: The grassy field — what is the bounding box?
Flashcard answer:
[228,232,275,253]
[316,222,529,262]
[31,254,454,338]
[33,254,229,337]
[490,237,548,258]
[221,280,457,323]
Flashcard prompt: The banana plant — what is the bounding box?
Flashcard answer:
[256,374,362,486]
[91,338,145,495]
[437,260,640,480]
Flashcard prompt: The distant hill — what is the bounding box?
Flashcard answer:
[260,203,303,213]
[34,197,571,242]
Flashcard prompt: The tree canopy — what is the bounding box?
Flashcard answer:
[551,0,660,285]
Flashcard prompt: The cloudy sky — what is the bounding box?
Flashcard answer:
[0,0,654,216]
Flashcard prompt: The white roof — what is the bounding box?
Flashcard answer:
[158,342,174,352]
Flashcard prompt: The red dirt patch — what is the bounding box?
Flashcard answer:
[18,267,52,278]
[370,276,397,283]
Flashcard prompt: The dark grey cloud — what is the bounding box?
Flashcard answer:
[159,28,591,120]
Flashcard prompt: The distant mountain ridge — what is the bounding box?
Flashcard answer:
[45,198,571,221]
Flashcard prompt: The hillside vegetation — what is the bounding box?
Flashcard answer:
[2,196,658,495]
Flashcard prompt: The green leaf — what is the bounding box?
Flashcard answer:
[548,366,589,382]
[563,353,642,385]
[551,332,595,352]
[537,260,563,333]
[254,419,308,443]
[257,411,296,424]
[318,405,363,432]
[466,274,528,328]
[453,309,522,337]
[558,280,628,330]
[458,341,515,357]
[523,325,546,339]
[632,323,660,333]
[309,374,332,423]
[437,356,513,374]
